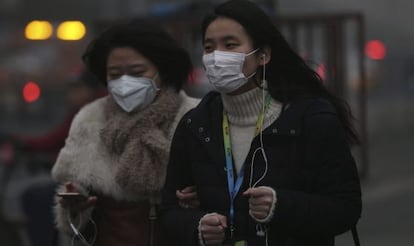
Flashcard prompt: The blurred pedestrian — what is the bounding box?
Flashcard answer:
[6,69,106,246]
[161,0,362,245]
[14,69,106,165]
[51,19,199,246]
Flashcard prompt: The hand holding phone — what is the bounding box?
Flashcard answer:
[57,192,87,200]
[58,182,97,211]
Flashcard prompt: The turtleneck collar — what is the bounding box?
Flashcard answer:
[221,86,265,126]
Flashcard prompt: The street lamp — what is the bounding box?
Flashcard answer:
[24,20,53,40]
[56,21,86,41]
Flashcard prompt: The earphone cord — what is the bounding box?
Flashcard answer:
[249,55,270,245]
[259,52,268,168]
[67,210,97,246]
[249,53,269,189]
[256,224,270,246]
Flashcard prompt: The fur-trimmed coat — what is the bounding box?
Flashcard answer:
[51,89,199,242]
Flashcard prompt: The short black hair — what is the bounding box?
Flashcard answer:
[82,19,192,91]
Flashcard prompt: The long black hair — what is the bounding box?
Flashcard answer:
[82,19,192,92]
[201,0,359,145]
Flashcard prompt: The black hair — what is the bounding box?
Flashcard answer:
[78,69,104,89]
[82,19,192,92]
[201,0,359,145]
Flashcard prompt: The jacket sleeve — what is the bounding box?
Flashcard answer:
[160,118,207,246]
[269,105,362,238]
[51,107,95,235]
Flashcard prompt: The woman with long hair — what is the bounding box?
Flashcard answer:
[161,1,361,245]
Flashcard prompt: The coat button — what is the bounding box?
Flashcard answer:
[204,137,210,142]
[198,127,204,133]
[186,118,192,124]
[272,128,278,134]
[290,129,296,135]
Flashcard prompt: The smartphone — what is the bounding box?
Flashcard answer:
[57,192,87,200]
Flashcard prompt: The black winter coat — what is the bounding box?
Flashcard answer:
[161,92,362,246]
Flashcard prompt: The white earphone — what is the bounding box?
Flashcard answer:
[256,223,267,236]
[67,210,97,246]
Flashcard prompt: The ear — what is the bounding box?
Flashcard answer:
[259,46,272,66]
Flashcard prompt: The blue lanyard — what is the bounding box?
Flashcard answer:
[222,93,271,230]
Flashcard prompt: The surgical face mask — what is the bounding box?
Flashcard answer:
[202,49,259,93]
[107,74,160,112]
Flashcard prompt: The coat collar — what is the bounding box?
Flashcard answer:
[184,92,324,139]
[180,92,335,174]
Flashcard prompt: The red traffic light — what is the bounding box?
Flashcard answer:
[365,40,386,60]
[23,81,41,103]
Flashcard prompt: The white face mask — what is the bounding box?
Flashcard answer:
[202,49,259,93]
[107,74,160,112]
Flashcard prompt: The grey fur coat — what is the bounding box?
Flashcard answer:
[51,89,199,233]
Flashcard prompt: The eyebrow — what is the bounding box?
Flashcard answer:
[204,35,240,44]
[107,63,145,70]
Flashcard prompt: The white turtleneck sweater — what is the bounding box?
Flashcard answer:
[221,87,282,174]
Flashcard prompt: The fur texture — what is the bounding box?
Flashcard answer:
[101,89,182,199]
[51,90,199,233]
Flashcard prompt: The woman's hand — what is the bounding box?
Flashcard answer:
[243,186,275,221]
[176,186,200,209]
[58,182,97,213]
[199,213,227,246]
